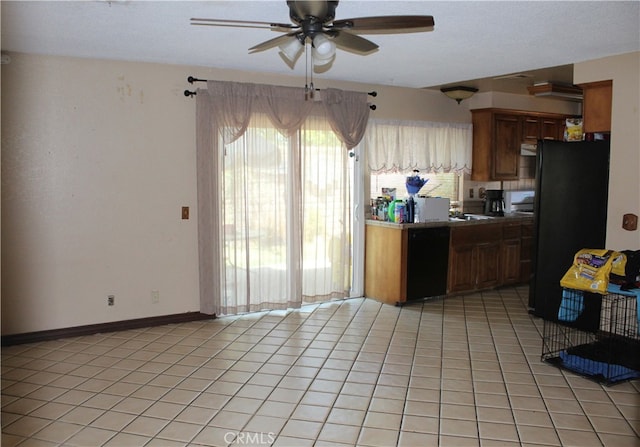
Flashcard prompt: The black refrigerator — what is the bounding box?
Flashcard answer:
[529,139,610,321]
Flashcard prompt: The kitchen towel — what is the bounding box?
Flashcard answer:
[558,288,584,322]
[606,283,640,335]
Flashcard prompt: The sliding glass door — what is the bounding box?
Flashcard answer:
[219,113,356,314]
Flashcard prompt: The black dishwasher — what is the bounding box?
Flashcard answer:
[406,227,450,300]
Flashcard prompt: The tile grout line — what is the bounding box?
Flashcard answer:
[480,289,524,446]
[360,300,413,447]
[465,292,486,445]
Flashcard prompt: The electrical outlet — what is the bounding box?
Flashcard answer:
[151,290,160,304]
[108,295,115,306]
[469,188,474,198]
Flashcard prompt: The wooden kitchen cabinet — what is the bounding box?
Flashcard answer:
[365,224,406,305]
[448,220,533,294]
[579,80,612,133]
[521,116,541,142]
[502,222,522,285]
[471,108,573,181]
[448,223,502,293]
[448,244,476,293]
[471,109,520,181]
[520,221,534,283]
[476,242,502,289]
[366,218,535,303]
[522,115,566,143]
[541,117,566,141]
[493,114,521,180]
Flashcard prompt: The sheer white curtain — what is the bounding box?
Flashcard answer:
[196,81,369,316]
[220,113,302,314]
[365,119,473,173]
[300,114,353,303]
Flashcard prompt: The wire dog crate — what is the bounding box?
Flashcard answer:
[542,287,640,385]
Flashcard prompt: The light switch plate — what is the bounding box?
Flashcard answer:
[182,206,189,220]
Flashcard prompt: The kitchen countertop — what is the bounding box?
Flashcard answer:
[366,213,534,229]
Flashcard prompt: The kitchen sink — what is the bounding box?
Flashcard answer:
[449,214,496,222]
[465,214,495,220]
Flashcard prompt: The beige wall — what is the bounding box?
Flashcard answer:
[2,54,202,334]
[2,51,636,335]
[574,52,640,250]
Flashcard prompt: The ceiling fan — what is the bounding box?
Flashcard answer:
[191,0,434,68]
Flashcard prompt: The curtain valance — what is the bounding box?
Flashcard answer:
[198,80,371,149]
[365,118,473,174]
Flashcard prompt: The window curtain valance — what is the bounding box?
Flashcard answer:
[365,118,473,174]
[199,80,371,149]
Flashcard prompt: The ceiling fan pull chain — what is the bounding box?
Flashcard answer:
[309,44,315,100]
[304,43,312,100]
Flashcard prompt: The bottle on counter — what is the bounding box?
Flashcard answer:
[394,200,405,223]
[406,195,415,223]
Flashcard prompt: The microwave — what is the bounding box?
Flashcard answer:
[504,190,535,213]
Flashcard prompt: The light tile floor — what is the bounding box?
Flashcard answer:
[2,286,639,446]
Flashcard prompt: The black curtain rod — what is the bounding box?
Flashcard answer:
[184,77,377,109]
[183,88,376,110]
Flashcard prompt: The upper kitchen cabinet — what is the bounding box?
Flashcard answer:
[471,108,573,181]
[493,114,521,180]
[522,115,566,143]
[578,80,612,133]
[471,109,520,181]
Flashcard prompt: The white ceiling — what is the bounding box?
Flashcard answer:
[2,1,639,92]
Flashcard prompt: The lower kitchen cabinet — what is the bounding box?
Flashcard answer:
[448,223,502,293]
[502,222,522,285]
[448,243,476,292]
[448,221,530,293]
[477,242,502,289]
[520,221,533,283]
[365,218,534,304]
[364,224,406,305]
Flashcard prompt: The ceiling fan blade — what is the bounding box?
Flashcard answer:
[190,17,296,31]
[331,15,435,32]
[327,31,378,53]
[249,32,301,53]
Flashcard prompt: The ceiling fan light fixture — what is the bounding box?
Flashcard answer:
[440,86,478,104]
[278,36,304,62]
[312,34,336,58]
[312,52,335,67]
